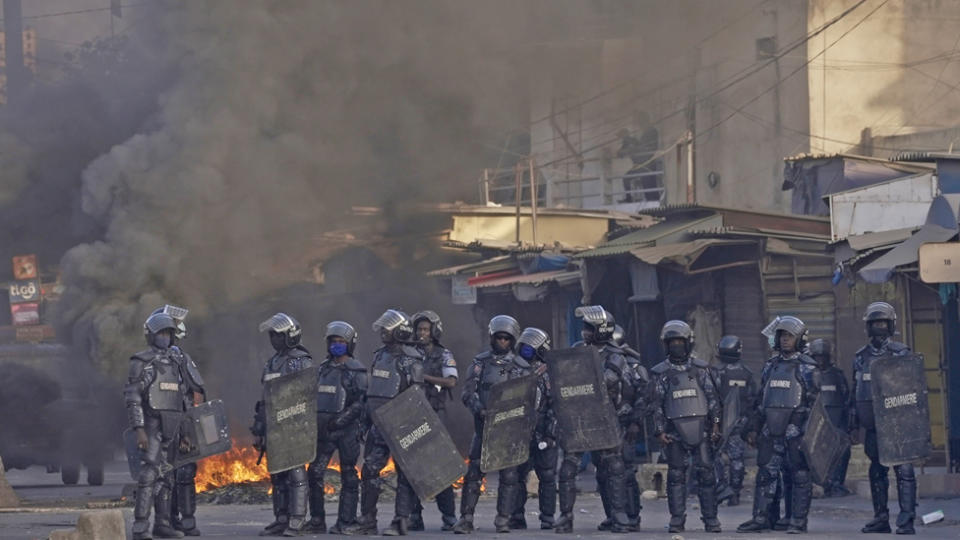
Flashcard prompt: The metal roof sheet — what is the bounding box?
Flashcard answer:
[426,255,513,277]
[574,214,718,259]
[472,269,581,289]
[845,227,918,252]
[628,238,751,266]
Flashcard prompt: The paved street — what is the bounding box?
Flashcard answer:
[3,460,959,539]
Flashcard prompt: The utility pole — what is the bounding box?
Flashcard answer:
[686,46,700,204]
[2,0,26,106]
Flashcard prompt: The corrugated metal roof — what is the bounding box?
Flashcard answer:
[687,226,830,243]
[574,214,718,259]
[891,151,960,163]
[472,269,581,289]
[845,227,918,252]
[628,238,751,266]
[426,255,513,277]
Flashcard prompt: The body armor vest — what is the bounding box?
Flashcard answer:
[367,348,403,402]
[854,350,876,430]
[762,359,804,436]
[423,347,450,410]
[662,363,709,446]
[478,354,528,407]
[316,362,347,414]
[146,357,184,412]
[820,367,847,428]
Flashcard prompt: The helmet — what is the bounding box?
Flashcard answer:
[772,315,807,351]
[488,315,521,347]
[612,325,626,346]
[143,312,177,348]
[372,309,414,343]
[575,305,615,343]
[717,335,742,363]
[863,301,897,334]
[259,312,302,348]
[325,321,358,355]
[808,338,831,364]
[660,320,694,353]
[516,327,551,361]
[412,310,443,342]
[151,304,188,340]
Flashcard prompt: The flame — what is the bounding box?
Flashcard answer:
[451,459,486,492]
[195,439,399,493]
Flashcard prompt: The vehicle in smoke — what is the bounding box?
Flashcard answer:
[0,342,118,485]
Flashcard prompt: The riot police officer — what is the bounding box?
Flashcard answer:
[125,312,191,540]
[713,335,756,507]
[809,338,851,498]
[601,324,648,531]
[650,320,722,534]
[454,315,530,534]
[408,310,458,531]
[346,310,424,536]
[304,321,367,534]
[849,302,917,534]
[154,305,207,538]
[738,316,819,534]
[554,306,632,534]
[511,327,558,530]
[251,313,313,537]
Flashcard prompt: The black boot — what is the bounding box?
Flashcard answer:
[863,466,891,534]
[496,476,520,533]
[666,470,686,533]
[452,515,474,534]
[407,513,424,532]
[133,481,155,540]
[383,517,408,536]
[553,514,573,534]
[304,483,326,533]
[436,486,458,531]
[283,472,308,537]
[788,471,812,534]
[699,481,721,532]
[737,484,773,533]
[153,485,185,539]
[895,465,916,535]
[341,515,377,536]
[554,469,577,534]
[508,513,527,530]
[174,478,201,537]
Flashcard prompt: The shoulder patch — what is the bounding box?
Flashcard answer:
[854,345,869,357]
[691,357,709,369]
[131,349,157,362]
[475,350,493,361]
[289,346,311,358]
[886,341,910,353]
[402,345,424,359]
[798,353,818,366]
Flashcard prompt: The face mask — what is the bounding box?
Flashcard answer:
[153,333,172,350]
[518,343,537,361]
[868,323,890,339]
[270,332,288,351]
[329,342,349,357]
[668,342,687,360]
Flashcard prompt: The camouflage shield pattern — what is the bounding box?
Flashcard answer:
[870,352,932,466]
[480,375,538,473]
[173,399,233,468]
[801,395,851,485]
[545,346,620,453]
[264,367,318,474]
[370,386,466,501]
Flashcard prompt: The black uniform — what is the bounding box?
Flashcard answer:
[650,355,722,532]
[850,339,917,533]
[555,344,633,533]
[459,349,532,530]
[594,343,648,531]
[818,363,850,494]
[125,345,193,539]
[305,354,367,533]
[410,344,458,530]
[170,346,206,536]
[513,360,559,530]
[355,343,425,531]
[251,345,313,534]
[746,351,819,532]
[713,360,756,502]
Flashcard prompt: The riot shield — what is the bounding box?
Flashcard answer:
[870,353,932,466]
[545,346,620,453]
[721,386,741,442]
[801,395,851,485]
[370,386,466,501]
[174,399,233,468]
[123,428,174,481]
[480,375,537,473]
[264,367,318,474]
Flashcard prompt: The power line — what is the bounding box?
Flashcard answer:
[0,2,150,22]
[692,0,891,150]
[538,0,873,169]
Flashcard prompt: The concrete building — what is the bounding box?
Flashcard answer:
[496,0,960,214]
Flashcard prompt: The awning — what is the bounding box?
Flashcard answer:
[470,269,581,289]
[846,227,918,252]
[575,213,721,258]
[858,196,959,283]
[628,238,756,274]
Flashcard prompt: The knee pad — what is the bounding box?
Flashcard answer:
[138,464,159,487]
[793,469,810,489]
[499,468,519,484]
[667,467,686,486]
[695,466,716,487]
[602,456,625,477]
[341,470,360,490]
[175,463,196,484]
[869,461,888,482]
[539,469,556,485]
[559,459,578,481]
[896,463,916,482]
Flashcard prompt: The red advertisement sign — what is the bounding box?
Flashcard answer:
[11,302,40,326]
[12,254,38,280]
